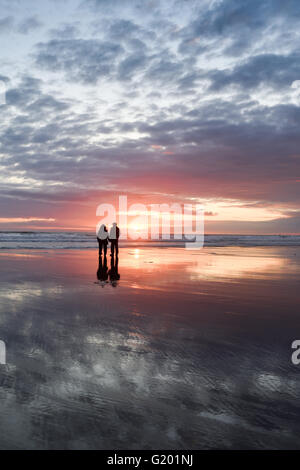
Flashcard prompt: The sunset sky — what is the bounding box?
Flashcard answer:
[0,0,299,234]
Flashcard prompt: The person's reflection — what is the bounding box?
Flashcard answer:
[108,255,120,287]
[97,254,108,286]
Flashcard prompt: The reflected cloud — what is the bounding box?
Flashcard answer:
[186,252,285,281]
[0,247,299,449]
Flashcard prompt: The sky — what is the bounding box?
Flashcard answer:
[0,0,299,234]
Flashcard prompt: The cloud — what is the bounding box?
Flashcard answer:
[109,19,140,39]
[18,16,42,34]
[49,23,80,40]
[118,52,147,80]
[0,74,9,83]
[35,39,124,83]
[0,0,300,232]
[0,217,55,223]
[6,76,43,107]
[205,211,218,216]
[208,53,300,91]
[1,73,299,215]
[0,15,13,33]
[179,0,300,56]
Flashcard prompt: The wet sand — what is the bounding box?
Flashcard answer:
[0,246,299,449]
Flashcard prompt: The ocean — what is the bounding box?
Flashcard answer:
[0,231,299,250]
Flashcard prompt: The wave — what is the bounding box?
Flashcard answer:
[0,232,299,249]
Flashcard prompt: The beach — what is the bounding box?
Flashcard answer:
[0,246,299,449]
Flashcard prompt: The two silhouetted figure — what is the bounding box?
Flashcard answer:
[97,222,120,257]
[97,223,120,287]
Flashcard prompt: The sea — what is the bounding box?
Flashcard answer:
[0,232,299,250]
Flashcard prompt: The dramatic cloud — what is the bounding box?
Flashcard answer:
[0,0,299,232]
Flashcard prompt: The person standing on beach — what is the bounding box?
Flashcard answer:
[109,222,120,257]
[97,224,109,257]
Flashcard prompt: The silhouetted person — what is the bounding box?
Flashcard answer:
[109,222,120,257]
[97,224,108,257]
[97,255,108,284]
[108,255,120,287]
